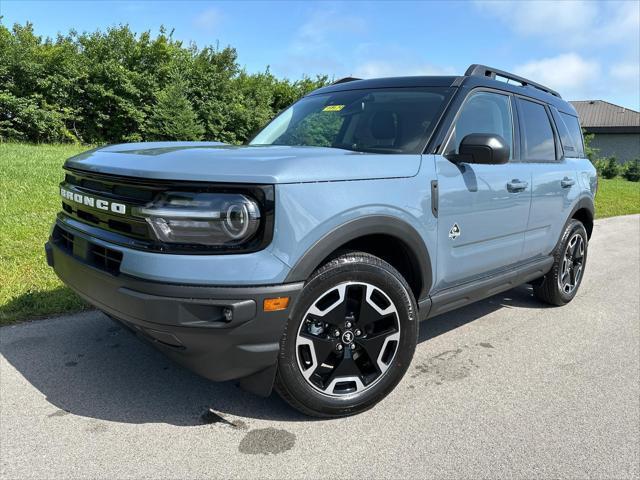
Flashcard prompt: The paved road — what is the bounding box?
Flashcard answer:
[1,215,639,479]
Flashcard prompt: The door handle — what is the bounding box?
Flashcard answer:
[561,177,575,188]
[507,179,528,192]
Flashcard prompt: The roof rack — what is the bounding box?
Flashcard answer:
[332,76,361,85]
[465,64,561,98]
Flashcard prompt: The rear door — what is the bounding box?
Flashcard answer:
[516,98,580,259]
[433,90,531,291]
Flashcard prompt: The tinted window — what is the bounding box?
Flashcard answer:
[446,92,513,158]
[519,99,556,161]
[251,87,453,154]
[552,109,576,155]
[560,112,585,156]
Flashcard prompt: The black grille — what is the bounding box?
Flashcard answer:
[54,228,74,253]
[88,244,124,274]
[61,171,154,241]
[52,226,123,274]
[65,173,158,202]
[59,168,276,254]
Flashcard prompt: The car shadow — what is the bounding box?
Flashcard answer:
[1,284,547,426]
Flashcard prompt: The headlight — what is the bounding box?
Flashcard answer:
[133,192,261,246]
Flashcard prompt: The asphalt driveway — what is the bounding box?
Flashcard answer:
[1,215,639,479]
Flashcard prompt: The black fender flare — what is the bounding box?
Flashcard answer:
[551,195,595,254]
[284,215,433,301]
[568,195,595,235]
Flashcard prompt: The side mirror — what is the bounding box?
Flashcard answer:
[449,134,510,165]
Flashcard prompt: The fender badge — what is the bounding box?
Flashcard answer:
[449,223,461,240]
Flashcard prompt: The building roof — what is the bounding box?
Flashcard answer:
[570,100,640,133]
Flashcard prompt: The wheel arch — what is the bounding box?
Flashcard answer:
[284,215,432,302]
[570,196,595,239]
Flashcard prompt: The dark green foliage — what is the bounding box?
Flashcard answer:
[0,22,329,144]
[583,131,598,164]
[596,157,620,179]
[621,159,640,182]
[146,80,204,140]
[278,112,344,147]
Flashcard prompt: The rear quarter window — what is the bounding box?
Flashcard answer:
[559,112,585,157]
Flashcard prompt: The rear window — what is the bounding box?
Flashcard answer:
[518,99,557,161]
[559,112,585,157]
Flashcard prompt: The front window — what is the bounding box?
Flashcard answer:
[250,87,453,154]
[445,91,514,159]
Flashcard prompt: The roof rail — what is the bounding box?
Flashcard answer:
[465,64,561,98]
[332,76,361,85]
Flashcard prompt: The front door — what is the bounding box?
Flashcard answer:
[433,90,531,292]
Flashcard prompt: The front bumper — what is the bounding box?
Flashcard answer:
[45,231,303,392]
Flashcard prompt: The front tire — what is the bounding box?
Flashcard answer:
[275,252,418,418]
[534,219,588,306]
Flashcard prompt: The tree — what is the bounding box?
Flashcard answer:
[145,80,204,141]
[583,131,599,164]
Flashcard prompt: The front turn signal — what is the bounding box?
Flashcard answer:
[263,297,290,312]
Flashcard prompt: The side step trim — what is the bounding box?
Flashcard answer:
[426,256,554,319]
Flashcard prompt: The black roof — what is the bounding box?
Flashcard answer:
[309,65,576,116]
[312,75,459,94]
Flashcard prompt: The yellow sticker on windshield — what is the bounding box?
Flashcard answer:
[323,104,345,112]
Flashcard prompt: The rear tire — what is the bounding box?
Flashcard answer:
[533,219,588,306]
[275,252,418,418]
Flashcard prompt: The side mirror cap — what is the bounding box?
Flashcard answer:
[448,134,510,165]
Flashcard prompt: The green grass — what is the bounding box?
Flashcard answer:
[595,177,640,218]
[0,143,639,325]
[0,143,91,325]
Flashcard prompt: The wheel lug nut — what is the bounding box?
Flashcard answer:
[345,321,352,328]
[336,344,343,351]
[350,343,356,350]
[355,329,362,336]
[333,330,340,337]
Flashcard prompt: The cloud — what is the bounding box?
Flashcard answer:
[611,62,640,84]
[595,1,640,49]
[514,53,599,90]
[193,7,222,31]
[290,9,366,54]
[476,0,596,43]
[475,0,638,48]
[353,61,455,78]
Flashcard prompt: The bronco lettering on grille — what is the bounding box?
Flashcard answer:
[60,187,127,215]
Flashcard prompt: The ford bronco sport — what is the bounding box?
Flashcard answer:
[46,65,597,417]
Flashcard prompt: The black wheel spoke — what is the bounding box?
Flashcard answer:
[357,298,385,326]
[315,307,347,326]
[328,353,362,380]
[357,331,393,368]
[299,332,336,367]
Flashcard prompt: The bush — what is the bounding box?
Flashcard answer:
[596,157,620,179]
[622,159,640,182]
[0,22,329,145]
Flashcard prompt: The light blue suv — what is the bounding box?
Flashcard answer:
[46,65,597,417]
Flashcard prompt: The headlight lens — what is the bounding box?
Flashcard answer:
[133,192,261,246]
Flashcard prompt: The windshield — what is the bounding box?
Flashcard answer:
[250,87,453,154]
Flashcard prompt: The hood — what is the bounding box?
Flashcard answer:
[64,142,421,184]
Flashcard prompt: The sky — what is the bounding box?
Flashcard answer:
[2,0,639,109]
